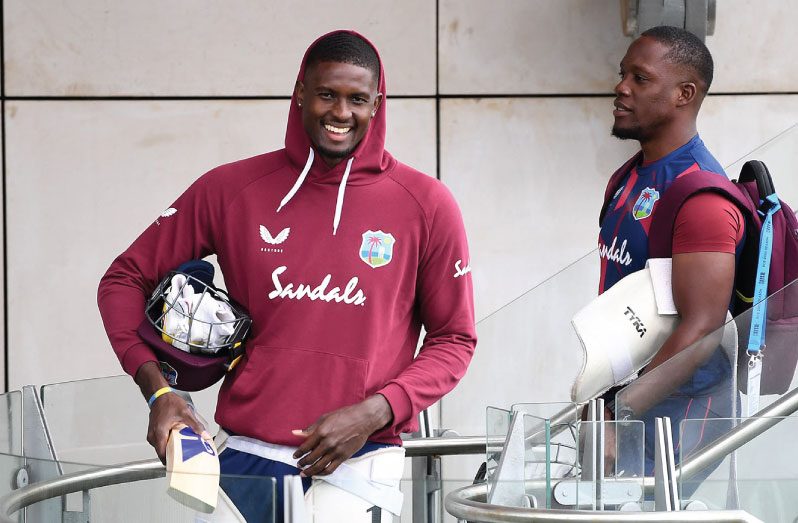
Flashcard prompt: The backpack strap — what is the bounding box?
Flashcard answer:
[599,152,643,226]
[738,162,783,412]
[648,171,757,259]
[739,159,775,199]
[738,160,798,295]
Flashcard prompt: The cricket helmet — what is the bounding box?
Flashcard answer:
[137,260,251,391]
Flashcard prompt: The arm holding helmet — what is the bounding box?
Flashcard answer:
[98,168,228,462]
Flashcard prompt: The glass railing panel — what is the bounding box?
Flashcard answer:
[472,248,599,412]
[485,405,511,497]
[40,375,157,465]
[458,248,600,509]
[87,473,276,523]
[0,392,22,457]
[483,403,645,512]
[6,453,99,522]
[512,402,579,509]
[612,313,739,477]
[734,279,798,416]
[0,453,276,523]
[615,275,798,469]
[485,406,554,508]
[679,416,798,522]
[39,375,222,466]
[0,452,25,522]
[512,402,580,482]
[573,419,645,511]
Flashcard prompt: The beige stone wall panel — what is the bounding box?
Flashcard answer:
[4,1,436,96]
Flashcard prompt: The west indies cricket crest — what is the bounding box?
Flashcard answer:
[632,187,660,220]
[359,230,395,269]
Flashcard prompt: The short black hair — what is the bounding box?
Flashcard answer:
[641,25,714,93]
[305,32,380,84]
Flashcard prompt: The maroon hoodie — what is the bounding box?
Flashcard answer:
[97,30,476,446]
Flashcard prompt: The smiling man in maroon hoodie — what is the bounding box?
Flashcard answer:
[98,31,476,521]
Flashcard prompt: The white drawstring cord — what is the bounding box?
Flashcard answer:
[277,147,353,236]
[277,147,314,213]
[333,158,354,235]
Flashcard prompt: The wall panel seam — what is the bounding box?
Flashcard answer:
[1,0,7,392]
[5,92,795,103]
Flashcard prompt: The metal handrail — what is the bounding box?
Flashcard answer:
[405,435,490,456]
[445,483,762,522]
[0,460,162,523]
[0,436,487,522]
[442,388,798,521]
[2,386,797,522]
[678,384,798,479]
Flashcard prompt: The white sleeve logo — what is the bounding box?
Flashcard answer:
[454,259,472,278]
[260,225,291,245]
[156,207,177,225]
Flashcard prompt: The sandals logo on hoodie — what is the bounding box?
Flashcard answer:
[359,230,395,269]
[632,188,660,220]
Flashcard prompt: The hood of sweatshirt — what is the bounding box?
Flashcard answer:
[279,30,396,235]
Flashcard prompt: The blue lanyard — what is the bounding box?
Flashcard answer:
[746,193,781,355]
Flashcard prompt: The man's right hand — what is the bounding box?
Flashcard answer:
[135,361,209,464]
[147,391,209,464]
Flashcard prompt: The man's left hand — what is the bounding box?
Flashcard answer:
[292,394,393,477]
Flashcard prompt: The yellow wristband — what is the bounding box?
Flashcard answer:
[148,386,174,408]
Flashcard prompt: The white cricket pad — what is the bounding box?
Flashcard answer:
[223,434,405,522]
[571,263,679,403]
[303,446,405,522]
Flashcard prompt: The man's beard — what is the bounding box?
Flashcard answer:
[316,143,358,161]
[611,124,642,141]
